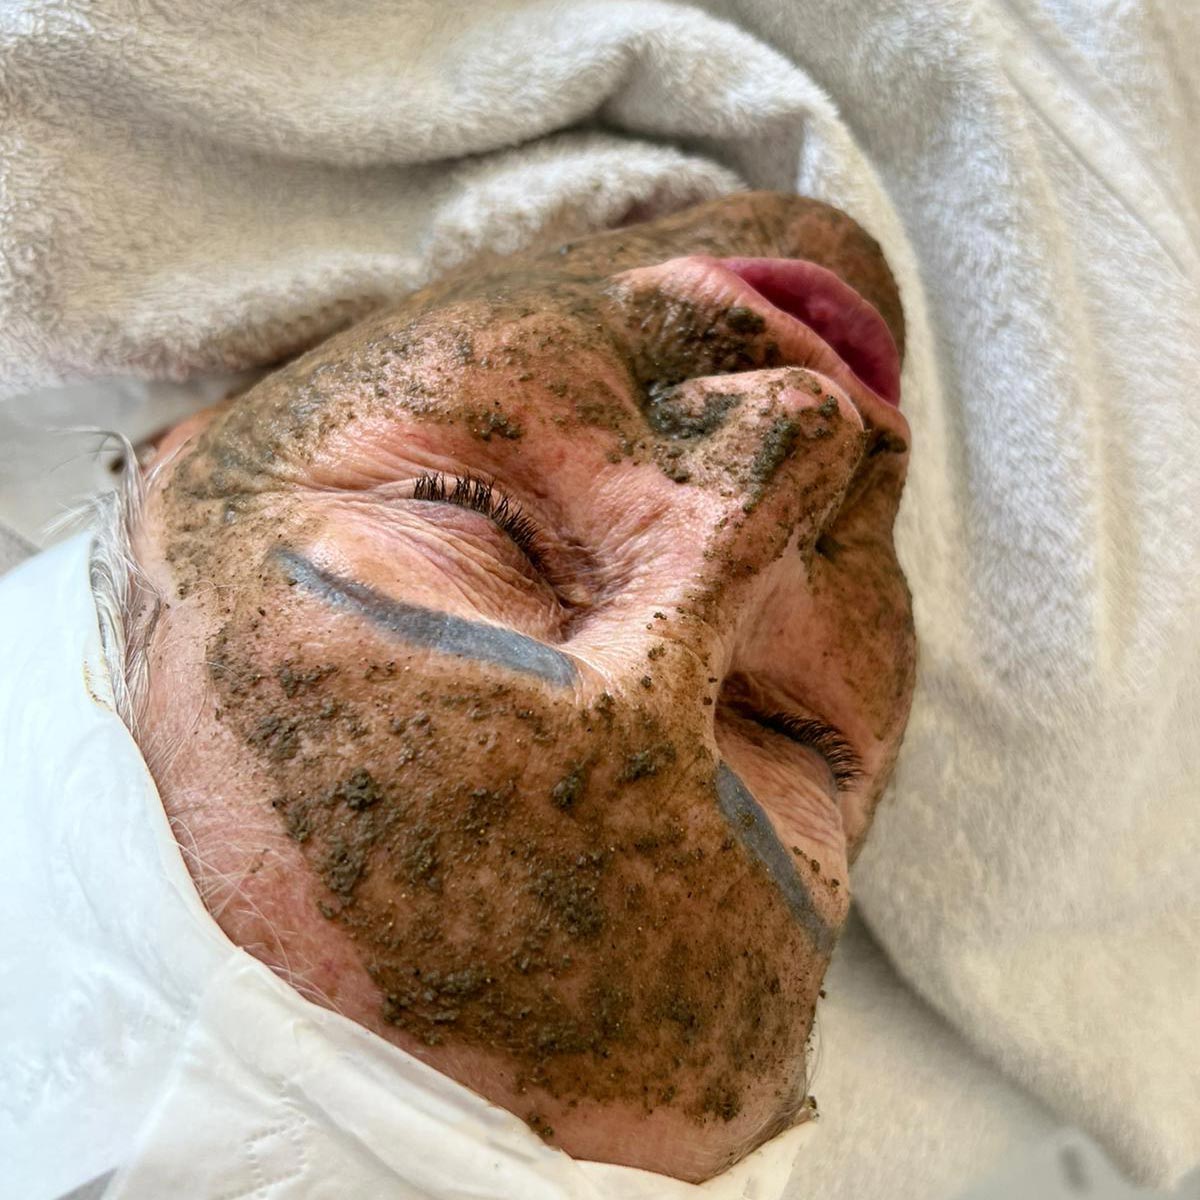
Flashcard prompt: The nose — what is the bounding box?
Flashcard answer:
[594,254,913,640]
[653,363,868,588]
[609,253,910,455]
[568,369,869,719]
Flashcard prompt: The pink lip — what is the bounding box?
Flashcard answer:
[717,257,902,408]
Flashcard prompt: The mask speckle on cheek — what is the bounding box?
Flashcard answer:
[465,406,524,442]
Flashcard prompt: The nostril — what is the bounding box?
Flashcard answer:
[867,429,909,457]
[814,532,844,562]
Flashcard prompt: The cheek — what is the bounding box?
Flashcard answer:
[744,526,914,741]
[205,594,829,1128]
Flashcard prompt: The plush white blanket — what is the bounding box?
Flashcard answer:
[1,0,1197,1194]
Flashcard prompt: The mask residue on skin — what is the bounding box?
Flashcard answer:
[204,563,824,1133]
[142,191,917,1167]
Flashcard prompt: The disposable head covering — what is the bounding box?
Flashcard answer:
[0,531,811,1200]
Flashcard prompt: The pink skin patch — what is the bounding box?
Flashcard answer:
[719,258,902,407]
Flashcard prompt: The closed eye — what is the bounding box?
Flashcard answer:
[411,472,549,576]
[723,691,865,795]
[755,710,865,793]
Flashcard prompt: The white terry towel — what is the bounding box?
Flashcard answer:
[1,0,1198,1194]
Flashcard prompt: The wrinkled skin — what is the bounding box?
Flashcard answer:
[135,192,916,1182]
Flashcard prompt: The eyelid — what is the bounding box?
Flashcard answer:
[757,711,865,793]
[409,472,598,618]
[725,697,865,794]
[411,471,549,575]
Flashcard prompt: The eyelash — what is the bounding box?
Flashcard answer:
[412,471,548,574]
[755,710,866,792]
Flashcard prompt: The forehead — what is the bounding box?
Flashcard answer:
[197,555,825,1122]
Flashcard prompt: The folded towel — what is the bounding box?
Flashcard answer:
[1,0,1196,1191]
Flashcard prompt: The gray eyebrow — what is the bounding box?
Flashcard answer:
[715,762,835,953]
[274,547,577,688]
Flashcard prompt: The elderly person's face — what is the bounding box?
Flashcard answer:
[136,191,914,1182]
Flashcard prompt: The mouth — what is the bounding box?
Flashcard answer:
[716,257,902,408]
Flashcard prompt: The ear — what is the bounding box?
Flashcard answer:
[137,372,270,477]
